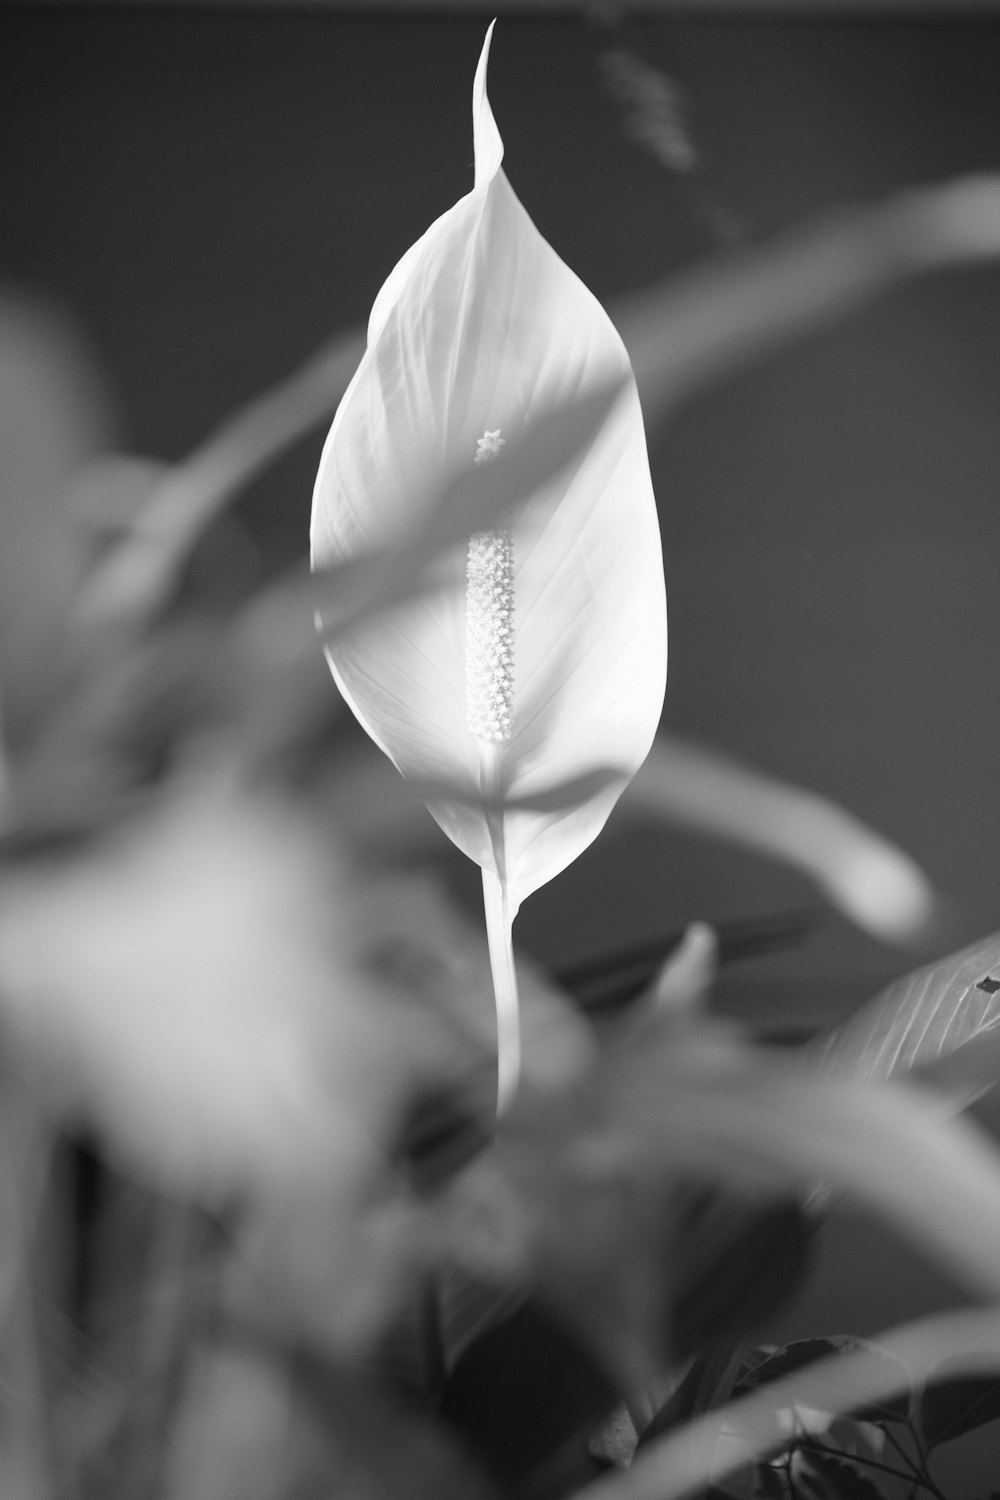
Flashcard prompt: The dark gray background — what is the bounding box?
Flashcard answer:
[3,10,1000,1487]
[2,5,998,1012]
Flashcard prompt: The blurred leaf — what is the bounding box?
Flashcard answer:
[625,738,935,946]
[436,1018,1000,1428]
[164,1341,309,1500]
[812,930,1000,1105]
[734,1339,911,1426]
[916,1357,1000,1450]
[610,1028,1000,1301]
[0,777,465,1210]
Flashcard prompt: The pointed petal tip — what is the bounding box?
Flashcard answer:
[473,20,504,190]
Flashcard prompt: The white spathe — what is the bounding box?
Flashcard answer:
[311,24,666,1105]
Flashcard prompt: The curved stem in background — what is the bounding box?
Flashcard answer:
[78,329,364,630]
[618,173,1000,420]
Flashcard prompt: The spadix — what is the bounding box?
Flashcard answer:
[311,23,666,1114]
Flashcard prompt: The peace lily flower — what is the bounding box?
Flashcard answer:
[311,23,666,1113]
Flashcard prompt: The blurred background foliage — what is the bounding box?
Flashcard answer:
[3,5,998,1018]
[2,5,1000,1499]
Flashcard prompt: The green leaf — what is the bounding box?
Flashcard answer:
[916,1356,1000,1450]
[734,1338,911,1426]
[812,929,1000,1102]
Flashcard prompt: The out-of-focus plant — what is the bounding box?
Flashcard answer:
[0,19,1000,1500]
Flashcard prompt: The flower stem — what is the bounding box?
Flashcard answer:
[482,865,520,1118]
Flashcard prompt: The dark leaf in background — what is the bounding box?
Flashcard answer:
[791,1448,889,1500]
[439,1298,619,1496]
[916,1357,1000,1450]
[812,930,1000,1104]
[637,1341,745,1450]
[734,1337,911,1426]
[282,1347,501,1500]
[670,1192,814,1361]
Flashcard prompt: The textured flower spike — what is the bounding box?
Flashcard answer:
[311,23,666,1114]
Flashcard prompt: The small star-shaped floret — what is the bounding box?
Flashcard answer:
[474,428,506,464]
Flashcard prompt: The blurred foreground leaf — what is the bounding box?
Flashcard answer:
[0,776,444,1205]
[733,1338,910,1427]
[433,1011,1000,1426]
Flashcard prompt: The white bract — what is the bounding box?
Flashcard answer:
[311,24,666,1111]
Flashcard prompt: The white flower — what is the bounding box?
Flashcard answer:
[311,24,666,1110]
